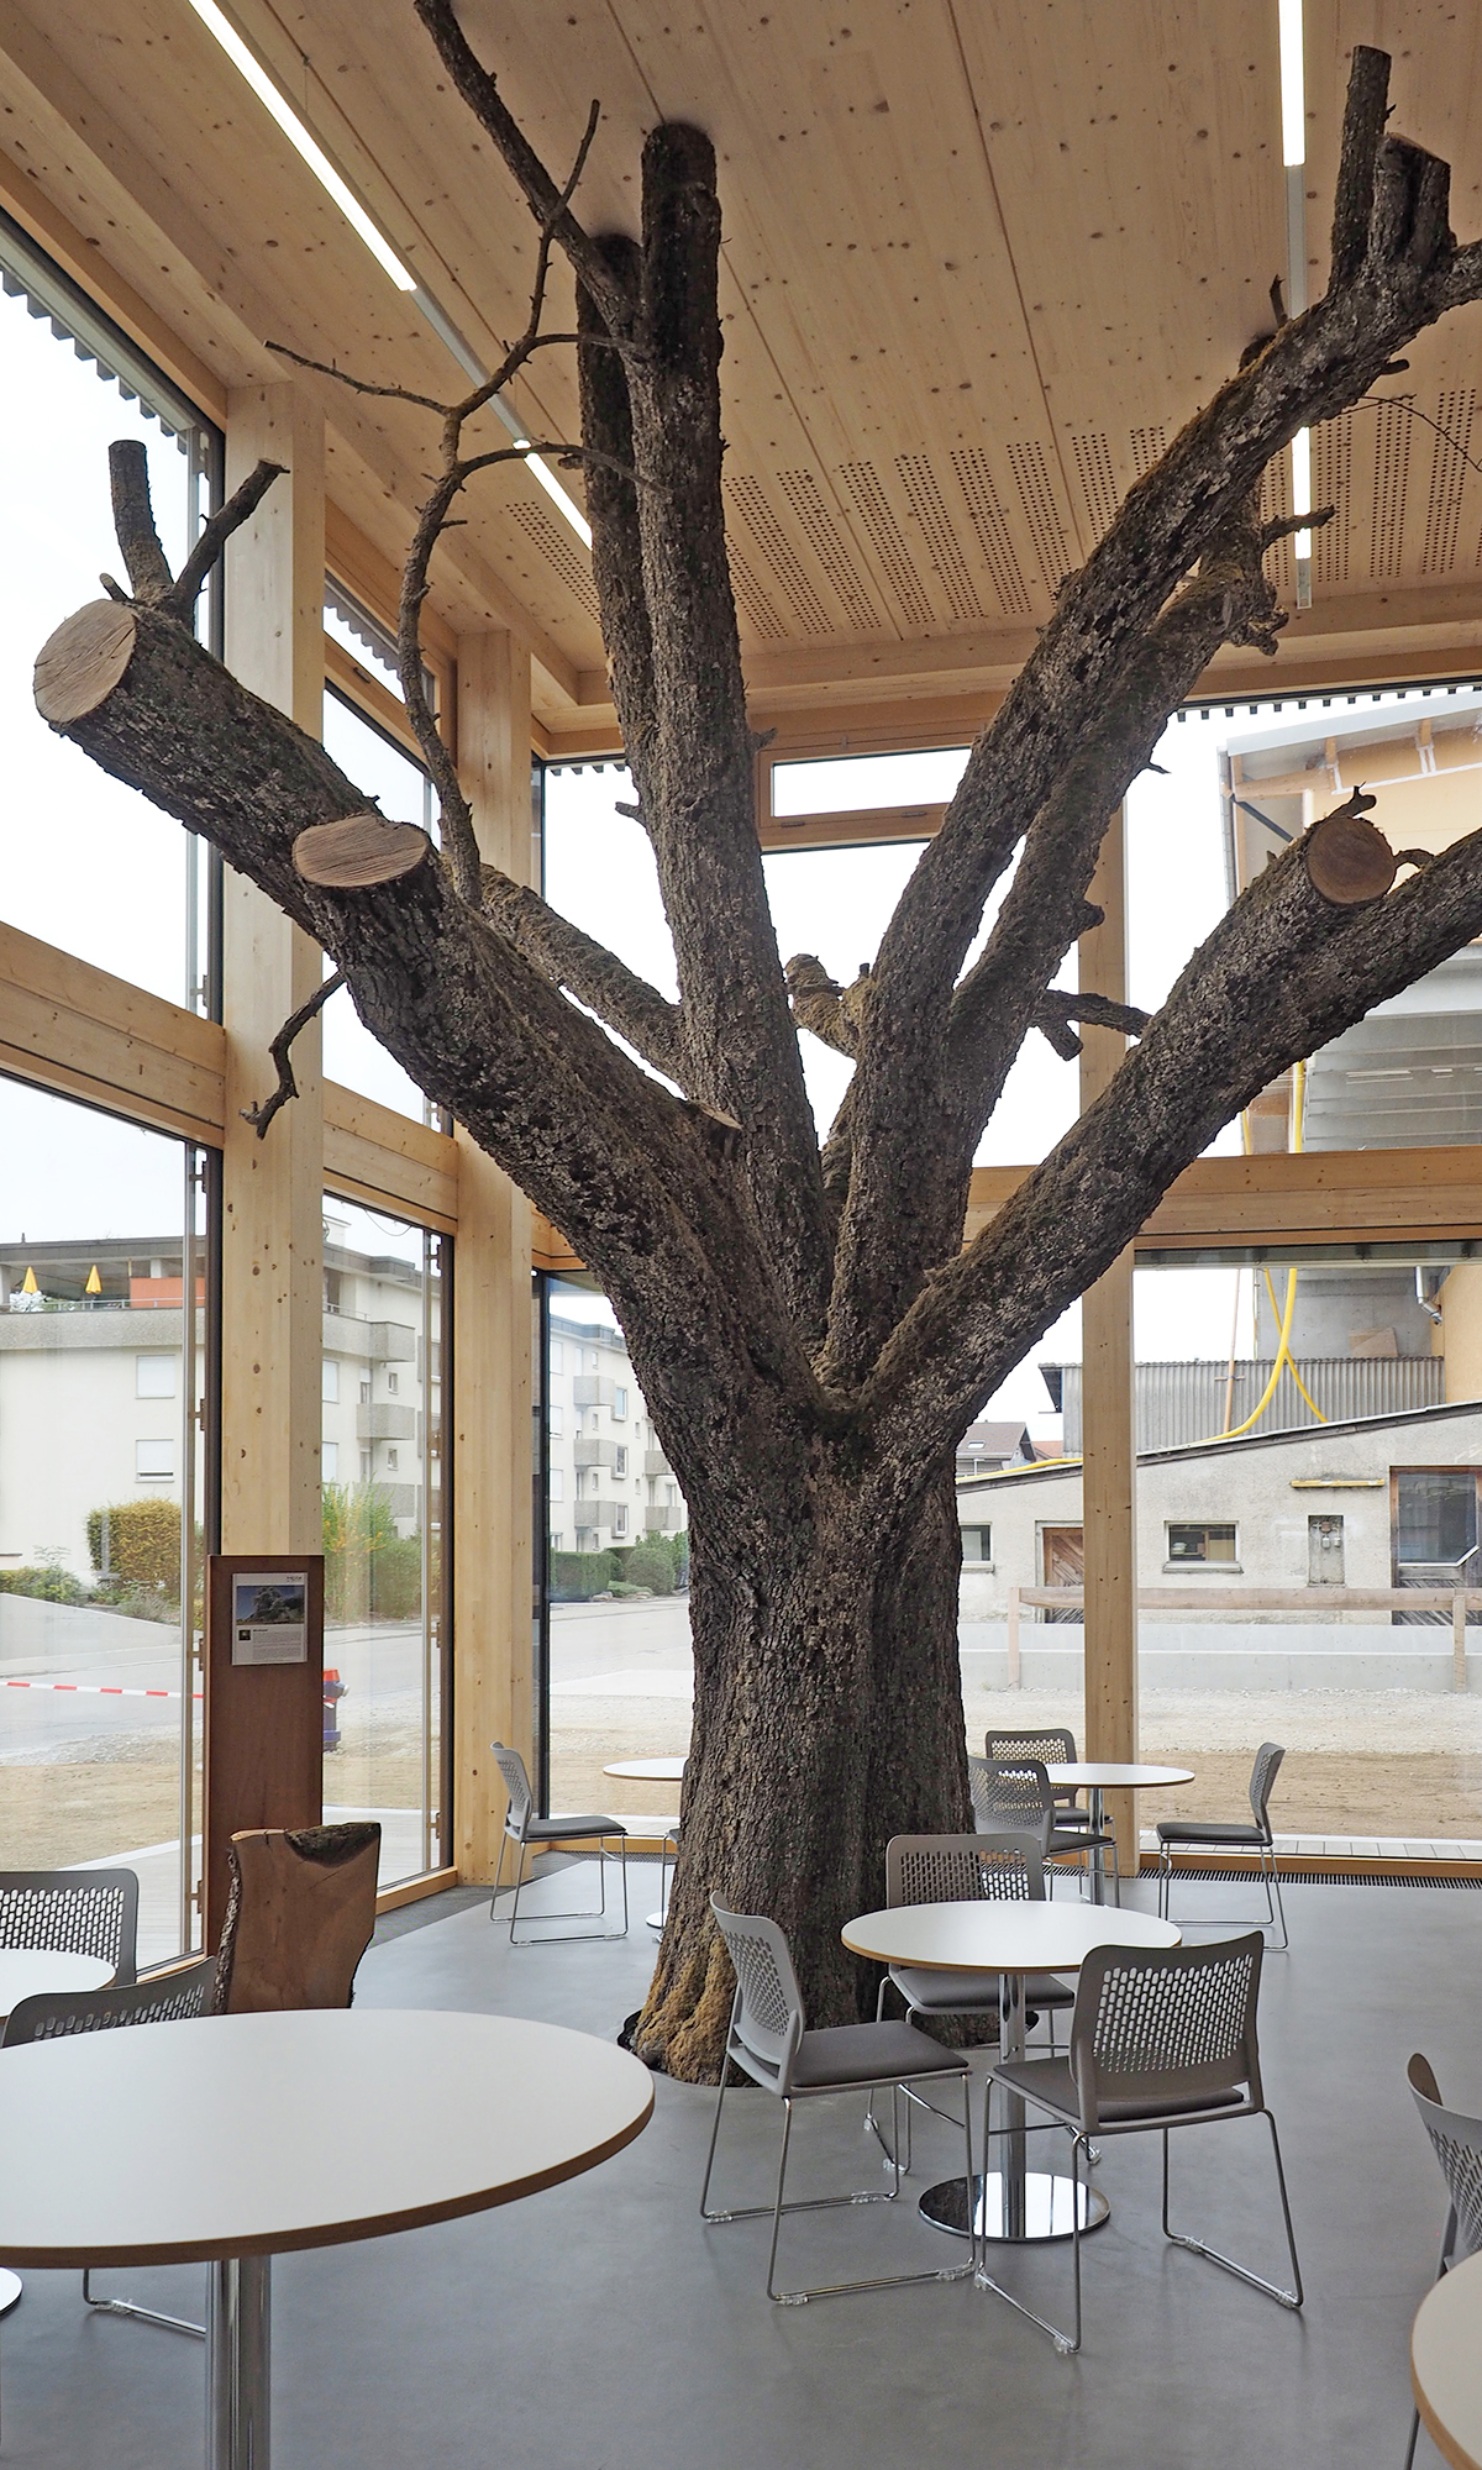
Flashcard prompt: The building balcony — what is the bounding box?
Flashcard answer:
[573,1437,619,1468]
[356,1402,417,1442]
[573,1376,616,1408]
[643,1450,671,1477]
[644,1507,680,1534]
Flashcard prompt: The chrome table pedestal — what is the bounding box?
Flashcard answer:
[918,1973,1107,2245]
[208,2255,271,2470]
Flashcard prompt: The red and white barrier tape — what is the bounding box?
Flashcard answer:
[3,1678,201,1702]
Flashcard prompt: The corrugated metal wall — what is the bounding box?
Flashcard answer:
[1059,1358,1445,1453]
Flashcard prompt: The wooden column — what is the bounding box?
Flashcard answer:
[452,631,536,1880]
[1078,810,1139,1874]
[219,383,325,1557]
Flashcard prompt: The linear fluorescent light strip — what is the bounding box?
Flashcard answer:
[185,0,592,547]
[1278,0,1313,607]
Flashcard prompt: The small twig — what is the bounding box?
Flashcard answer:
[1031,988,1150,1061]
[162,461,285,622]
[1260,505,1335,550]
[240,972,345,1140]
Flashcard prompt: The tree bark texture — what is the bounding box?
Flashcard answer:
[34,34,1482,2078]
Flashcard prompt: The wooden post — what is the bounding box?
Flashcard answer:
[207,385,326,1937]
[453,630,536,1879]
[219,383,325,1558]
[1078,811,1139,1875]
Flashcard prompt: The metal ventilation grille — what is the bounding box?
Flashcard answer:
[950,448,1031,615]
[777,469,883,632]
[895,454,986,621]
[508,503,600,621]
[1007,439,1071,585]
[1314,413,1351,584]
[726,540,787,640]
[726,475,832,634]
[1423,388,1477,576]
[840,460,933,626]
[1071,430,1120,540]
[1370,395,1413,579]
[1128,424,1168,478]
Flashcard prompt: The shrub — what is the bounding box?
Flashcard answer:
[0,1565,89,1605]
[87,1499,180,1590]
[324,1483,425,1624]
[623,1541,675,1596]
[549,1549,620,1602]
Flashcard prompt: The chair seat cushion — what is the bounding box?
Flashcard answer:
[520,1813,625,1841]
[1156,1819,1265,1847]
[992,2053,1248,2124]
[791,2018,970,2090]
[889,1964,1073,2014]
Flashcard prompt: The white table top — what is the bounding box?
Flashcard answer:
[0,1951,114,2016]
[1413,2249,1482,2470]
[842,1901,1182,1974]
[602,1758,686,1782]
[0,2009,653,2269]
[1044,1763,1195,1790]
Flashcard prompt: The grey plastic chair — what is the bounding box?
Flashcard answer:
[489,1743,628,1942]
[980,1931,1302,2353]
[3,1959,218,2353]
[976,1759,1120,1899]
[1155,1741,1289,1948]
[1402,2052,1482,2469]
[985,1727,1090,1829]
[700,1898,976,2303]
[0,1869,138,1986]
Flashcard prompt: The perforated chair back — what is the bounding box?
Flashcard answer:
[986,1727,1076,1769]
[710,1899,804,2087]
[1408,2052,1482,2263]
[885,1830,1046,1907]
[491,1743,536,1837]
[0,1869,138,1987]
[3,1956,217,2047]
[977,1759,1055,1844]
[1068,1932,1265,2129]
[213,1823,380,2014]
[1248,1742,1286,1838]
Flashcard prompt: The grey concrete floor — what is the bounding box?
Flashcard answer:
[0,1866,1473,2468]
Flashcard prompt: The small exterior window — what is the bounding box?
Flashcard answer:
[359,1380,371,1405]
[960,1526,993,1564]
[549,1529,564,1552]
[1167,1523,1238,1565]
[550,1341,564,1374]
[387,1371,399,1395]
[614,1505,629,1536]
[136,1438,174,1481]
[548,1404,563,1436]
[549,1469,565,1502]
[615,1445,628,1476]
[614,1386,629,1419]
[135,1355,176,1399]
[386,1447,399,1472]
[321,1359,339,1405]
[321,1440,339,1482]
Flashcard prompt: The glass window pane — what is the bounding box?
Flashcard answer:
[322,1196,443,1884]
[544,1275,689,1820]
[0,224,217,1004]
[0,1077,207,1962]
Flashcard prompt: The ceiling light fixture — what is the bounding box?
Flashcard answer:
[184,0,593,548]
[1276,0,1313,608]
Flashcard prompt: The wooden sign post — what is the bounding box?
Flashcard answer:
[204,1553,325,1948]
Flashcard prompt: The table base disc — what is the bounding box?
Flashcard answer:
[919,2172,1110,2244]
[645,1910,666,1932]
[0,2270,21,2316]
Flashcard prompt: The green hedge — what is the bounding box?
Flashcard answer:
[323,1483,426,1625]
[87,1498,181,1590]
[549,1548,621,1602]
[0,1565,90,1605]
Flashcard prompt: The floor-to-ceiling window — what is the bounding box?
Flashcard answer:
[0,1079,210,1963]
[321,1195,446,1882]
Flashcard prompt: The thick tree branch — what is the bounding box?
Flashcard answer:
[241,971,345,1138]
[481,871,684,1084]
[831,44,1478,1378]
[162,460,286,624]
[578,237,659,816]
[1031,989,1149,1060]
[866,801,1482,1472]
[107,442,172,601]
[414,0,635,335]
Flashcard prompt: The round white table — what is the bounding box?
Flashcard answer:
[1043,1763,1196,1903]
[0,2007,654,2468]
[0,1949,116,2318]
[842,1901,1180,2244]
[603,1758,687,1930]
[1413,2249,1482,2469]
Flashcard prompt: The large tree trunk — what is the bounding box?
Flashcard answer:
[636,1452,970,2080]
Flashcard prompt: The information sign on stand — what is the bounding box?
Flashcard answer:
[204,1553,325,1947]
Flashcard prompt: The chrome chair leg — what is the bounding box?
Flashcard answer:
[1160,2111,1303,2308]
[82,2270,204,2339]
[974,2080,1084,2355]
